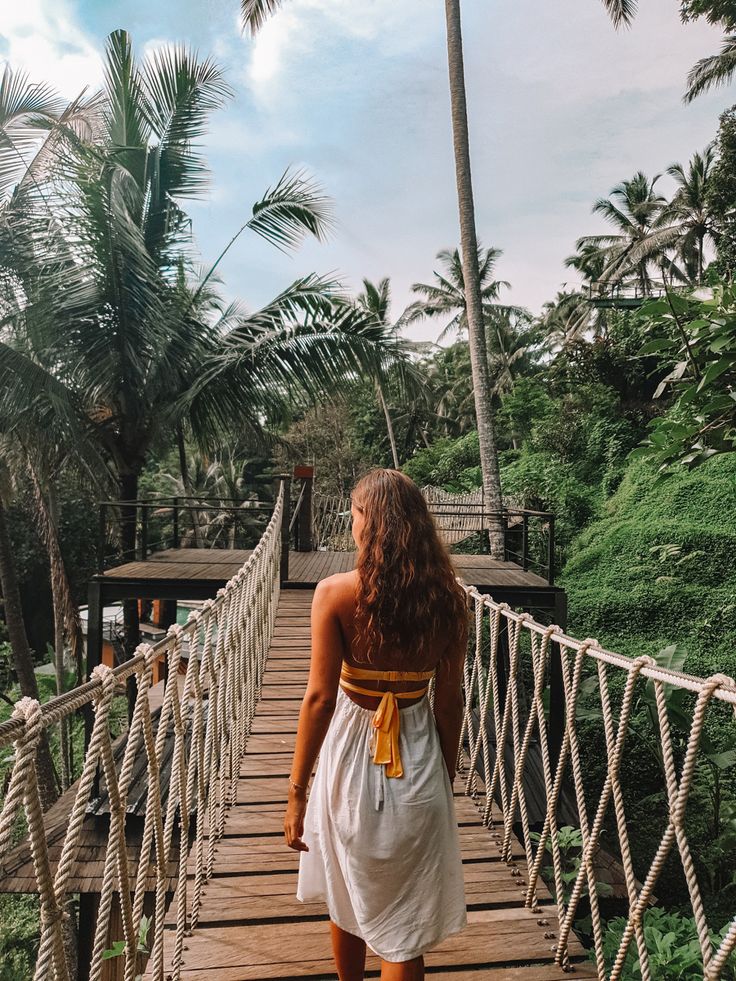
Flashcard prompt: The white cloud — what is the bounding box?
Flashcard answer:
[242,0,437,102]
[0,0,102,99]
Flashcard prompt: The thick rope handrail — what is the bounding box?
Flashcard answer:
[0,482,284,981]
[456,580,736,980]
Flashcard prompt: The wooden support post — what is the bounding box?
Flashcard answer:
[84,579,103,752]
[97,504,106,573]
[294,465,314,552]
[272,474,290,582]
[77,892,96,981]
[495,616,510,730]
[548,589,567,773]
[157,599,177,688]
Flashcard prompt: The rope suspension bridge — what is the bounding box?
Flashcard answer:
[1,475,735,979]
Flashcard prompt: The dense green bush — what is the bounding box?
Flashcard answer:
[560,453,736,676]
[402,431,481,492]
[560,453,736,924]
[499,450,601,553]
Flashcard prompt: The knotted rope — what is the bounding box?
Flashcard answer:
[0,483,284,981]
[456,583,736,980]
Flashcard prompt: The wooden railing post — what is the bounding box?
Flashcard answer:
[172,496,180,548]
[547,515,555,585]
[141,503,148,560]
[84,579,103,753]
[548,590,567,773]
[97,503,106,573]
[522,512,529,572]
[294,465,314,551]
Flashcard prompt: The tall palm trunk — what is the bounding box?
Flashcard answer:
[0,493,58,809]
[443,0,504,556]
[375,381,400,469]
[28,469,80,790]
[177,424,202,547]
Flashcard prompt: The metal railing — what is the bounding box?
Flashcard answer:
[96,496,276,571]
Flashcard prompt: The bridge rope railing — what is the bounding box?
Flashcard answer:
[457,584,736,980]
[0,481,284,981]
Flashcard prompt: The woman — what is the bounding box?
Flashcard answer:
[284,467,469,981]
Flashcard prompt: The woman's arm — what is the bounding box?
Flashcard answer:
[284,576,344,851]
[432,618,468,783]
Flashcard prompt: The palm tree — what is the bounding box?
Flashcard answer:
[1,31,409,659]
[665,146,717,283]
[603,0,735,102]
[405,246,515,341]
[239,0,640,555]
[443,0,631,551]
[357,279,402,468]
[440,0,505,554]
[0,66,106,811]
[356,278,429,469]
[565,240,609,286]
[539,290,595,353]
[685,34,736,101]
[421,343,477,437]
[487,310,540,400]
[576,172,675,293]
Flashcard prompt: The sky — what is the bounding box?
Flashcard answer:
[1,0,734,344]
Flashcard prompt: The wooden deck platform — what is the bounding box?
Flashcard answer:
[150,589,594,980]
[99,549,563,609]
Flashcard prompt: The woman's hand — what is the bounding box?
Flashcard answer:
[284,786,309,851]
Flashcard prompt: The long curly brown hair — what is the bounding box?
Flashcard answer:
[350,468,469,668]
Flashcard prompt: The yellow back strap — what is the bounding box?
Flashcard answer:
[341,660,435,682]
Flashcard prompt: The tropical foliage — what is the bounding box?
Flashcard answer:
[1,2,736,976]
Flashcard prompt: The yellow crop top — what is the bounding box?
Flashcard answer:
[339,661,435,779]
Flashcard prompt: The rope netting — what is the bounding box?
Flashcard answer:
[457,584,736,980]
[0,482,284,981]
[314,486,487,550]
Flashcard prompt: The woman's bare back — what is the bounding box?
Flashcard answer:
[326,570,448,710]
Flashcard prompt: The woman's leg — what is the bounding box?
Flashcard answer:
[380,955,424,980]
[329,921,367,981]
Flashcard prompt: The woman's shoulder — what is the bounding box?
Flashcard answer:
[313,571,357,608]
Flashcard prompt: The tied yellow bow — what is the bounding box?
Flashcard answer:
[338,661,435,780]
[369,691,403,778]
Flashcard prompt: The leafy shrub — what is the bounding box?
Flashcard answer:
[598,907,736,979]
[0,896,39,981]
[402,432,481,492]
[500,450,601,551]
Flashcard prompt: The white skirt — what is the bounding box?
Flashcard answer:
[296,685,468,962]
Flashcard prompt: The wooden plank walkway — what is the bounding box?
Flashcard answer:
[103,548,552,591]
[152,590,596,980]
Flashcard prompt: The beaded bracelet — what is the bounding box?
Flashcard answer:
[288,777,308,794]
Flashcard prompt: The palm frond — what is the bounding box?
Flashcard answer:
[0,64,64,201]
[685,34,736,102]
[103,29,150,165]
[247,167,333,251]
[601,0,637,28]
[240,0,288,36]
